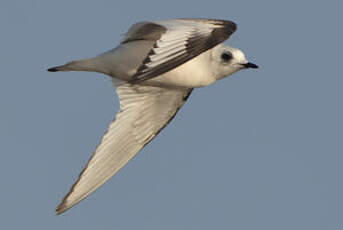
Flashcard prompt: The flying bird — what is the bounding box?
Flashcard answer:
[48,18,258,214]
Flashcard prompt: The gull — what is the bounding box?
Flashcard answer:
[48,18,258,215]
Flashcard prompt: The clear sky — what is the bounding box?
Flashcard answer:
[1,0,342,229]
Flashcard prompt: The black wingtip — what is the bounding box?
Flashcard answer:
[55,203,67,215]
[47,67,59,72]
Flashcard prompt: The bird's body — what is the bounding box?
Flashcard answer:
[48,18,258,214]
[67,41,217,88]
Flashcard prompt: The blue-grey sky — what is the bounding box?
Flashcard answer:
[1,0,342,229]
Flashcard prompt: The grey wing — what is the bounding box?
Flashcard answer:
[123,19,237,83]
[55,79,193,214]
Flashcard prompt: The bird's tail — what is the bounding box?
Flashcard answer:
[47,56,110,75]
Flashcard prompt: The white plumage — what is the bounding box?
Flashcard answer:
[48,18,258,214]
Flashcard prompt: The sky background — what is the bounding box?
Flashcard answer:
[1,0,343,229]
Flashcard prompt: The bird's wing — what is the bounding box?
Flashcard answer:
[122,19,237,83]
[56,79,193,214]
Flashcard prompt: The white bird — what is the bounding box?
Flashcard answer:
[48,18,258,215]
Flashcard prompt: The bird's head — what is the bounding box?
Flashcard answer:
[212,45,258,80]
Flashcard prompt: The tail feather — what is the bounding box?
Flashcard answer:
[47,67,60,72]
[47,64,74,72]
[47,58,109,74]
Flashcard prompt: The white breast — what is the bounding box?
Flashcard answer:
[146,49,216,88]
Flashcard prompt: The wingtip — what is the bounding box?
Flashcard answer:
[221,19,237,33]
[230,21,237,32]
[55,202,68,215]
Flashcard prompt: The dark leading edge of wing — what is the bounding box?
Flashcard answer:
[124,19,237,84]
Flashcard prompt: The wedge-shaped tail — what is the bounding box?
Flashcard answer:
[47,56,110,74]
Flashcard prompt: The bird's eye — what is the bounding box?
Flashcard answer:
[221,52,233,62]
